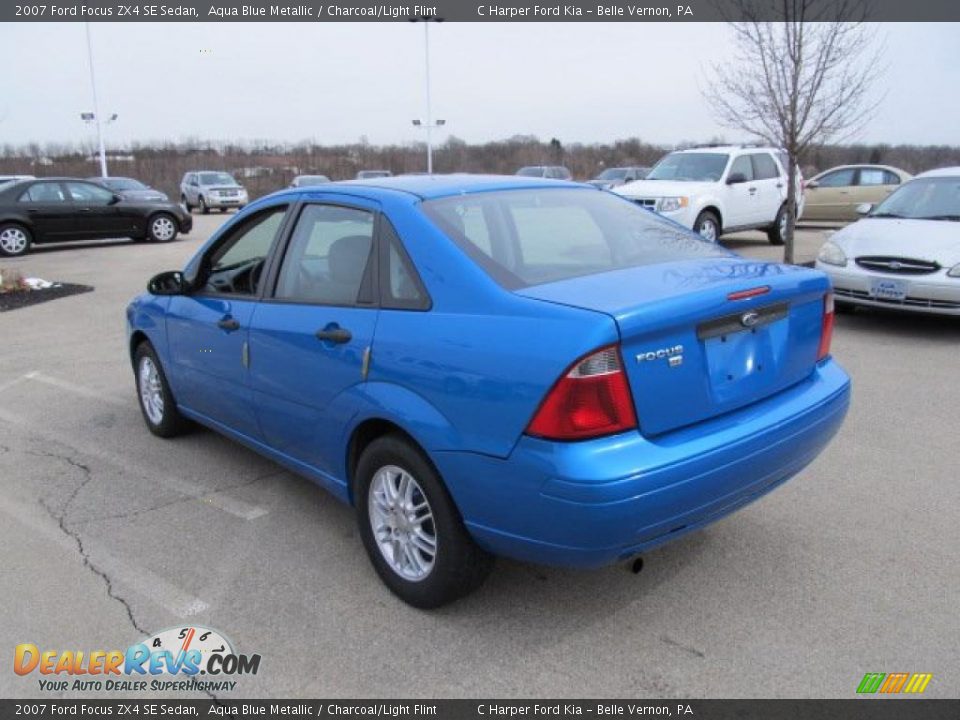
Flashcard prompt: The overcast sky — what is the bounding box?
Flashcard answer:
[2,22,957,149]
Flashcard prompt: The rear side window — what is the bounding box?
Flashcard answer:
[423,188,727,289]
[859,168,900,186]
[751,153,780,180]
[19,183,67,203]
[379,220,430,310]
[274,204,375,306]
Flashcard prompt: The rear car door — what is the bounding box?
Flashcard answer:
[855,168,902,210]
[16,181,75,240]
[64,181,127,238]
[165,204,290,438]
[247,198,380,478]
[749,152,785,223]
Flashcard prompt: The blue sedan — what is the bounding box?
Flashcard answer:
[126,175,850,608]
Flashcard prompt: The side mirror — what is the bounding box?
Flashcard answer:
[856,203,873,216]
[726,173,747,185]
[147,270,188,296]
[806,180,819,189]
[109,194,122,205]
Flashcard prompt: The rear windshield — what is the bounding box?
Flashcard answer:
[422,188,727,289]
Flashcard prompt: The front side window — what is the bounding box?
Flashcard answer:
[19,183,67,203]
[728,155,754,182]
[66,182,115,204]
[647,152,729,182]
[423,188,727,289]
[817,169,856,188]
[203,206,287,295]
[274,204,375,305]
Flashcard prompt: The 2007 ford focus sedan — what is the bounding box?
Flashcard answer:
[126,175,850,608]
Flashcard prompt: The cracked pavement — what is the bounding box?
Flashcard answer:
[1,216,958,698]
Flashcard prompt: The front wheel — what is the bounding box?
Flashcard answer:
[767,204,788,246]
[693,210,720,243]
[355,435,493,608]
[181,195,192,212]
[147,213,178,243]
[0,223,32,257]
[134,343,191,438]
[199,196,209,214]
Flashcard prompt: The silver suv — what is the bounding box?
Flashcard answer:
[180,171,248,214]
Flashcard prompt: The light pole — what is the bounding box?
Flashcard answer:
[84,22,114,178]
[409,15,444,174]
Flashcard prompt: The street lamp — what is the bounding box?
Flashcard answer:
[83,23,117,178]
[409,15,444,174]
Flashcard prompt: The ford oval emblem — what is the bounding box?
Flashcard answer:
[741,311,761,328]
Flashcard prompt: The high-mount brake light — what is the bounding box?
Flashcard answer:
[526,346,638,441]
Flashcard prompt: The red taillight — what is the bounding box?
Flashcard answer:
[526,346,638,441]
[818,292,835,361]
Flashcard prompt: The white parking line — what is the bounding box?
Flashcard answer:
[0,492,210,618]
[0,407,269,521]
[24,371,128,407]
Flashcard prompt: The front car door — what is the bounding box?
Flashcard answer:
[16,181,75,241]
[64,181,126,238]
[247,199,381,481]
[722,155,757,227]
[165,203,290,439]
[804,168,857,221]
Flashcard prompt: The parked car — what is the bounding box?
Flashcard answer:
[290,174,331,188]
[516,166,573,180]
[356,170,392,179]
[815,167,960,315]
[127,174,849,607]
[803,165,911,222]
[89,176,169,203]
[180,172,248,214]
[0,175,35,187]
[615,145,805,245]
[587,166,649,190]
[0,178,191,257]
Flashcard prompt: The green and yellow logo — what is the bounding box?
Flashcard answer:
[857,672,933,694]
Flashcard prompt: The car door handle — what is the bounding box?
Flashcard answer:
[217,317,240,331]
[776,183,784,189]
[748,187,757,194]
[315,327,352,344]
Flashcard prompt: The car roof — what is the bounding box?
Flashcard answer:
[814,164,907,175]
[915,166,960,179]
[673,145,780,154]
[275,173,585,201]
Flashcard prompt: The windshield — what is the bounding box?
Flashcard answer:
[516,167,544,177]
[102,178,145,191]
[647,153,729,182]
[598,168,628,180]
[200,172,238,185]
[871,177,960,220]
[297,175,330,185]
[422,188,727,289]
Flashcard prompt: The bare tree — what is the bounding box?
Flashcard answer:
[703,0,883,263]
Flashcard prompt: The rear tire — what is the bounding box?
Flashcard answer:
[0,223,32,257]
[133,342,191,438]
[355,434,493,608]
[767,204,788,246]
[693,210,720,243]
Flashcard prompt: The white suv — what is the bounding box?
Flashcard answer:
[614,145,804,245]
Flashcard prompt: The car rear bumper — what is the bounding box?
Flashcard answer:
[817,262,960,315]
[433,359,850,568]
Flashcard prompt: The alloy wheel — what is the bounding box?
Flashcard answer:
[138,356,164,426]
[0,227,28,255]
[368,464,437,581]
[151,216,176,242]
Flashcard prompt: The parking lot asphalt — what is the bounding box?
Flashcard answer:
[1,215,957,699]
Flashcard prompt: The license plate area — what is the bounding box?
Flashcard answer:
[869,278,907,301]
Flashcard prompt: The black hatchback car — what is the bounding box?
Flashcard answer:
[0,178,192,257]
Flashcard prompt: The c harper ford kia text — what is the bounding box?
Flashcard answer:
[126,175,851,607]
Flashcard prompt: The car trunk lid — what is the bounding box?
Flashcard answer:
[517,258,830,436]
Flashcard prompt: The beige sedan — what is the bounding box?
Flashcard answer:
[802,164,911,222]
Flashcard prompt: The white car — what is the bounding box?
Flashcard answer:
[614,145,804,245]
[815,167,960,315]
